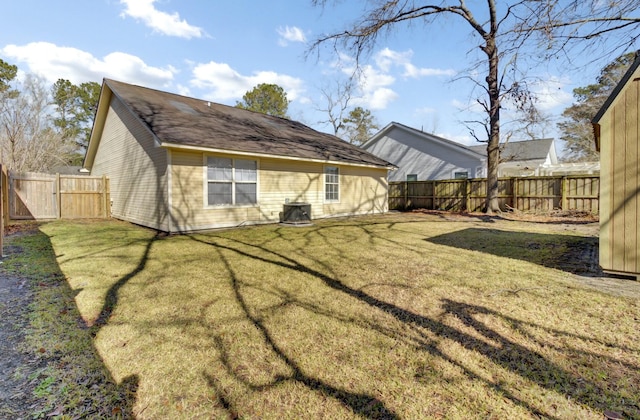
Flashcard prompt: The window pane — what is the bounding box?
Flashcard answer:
[407,174,418,182]
[208,182,232,205]
[326,184,339,201]
[236,183,257,205]
[235,159,257,182]
[207,157,232,181]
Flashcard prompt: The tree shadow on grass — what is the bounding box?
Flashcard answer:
[2,228,140,418]
[427,228,601,275]
[201,240,399,419]
[191,232,638,418]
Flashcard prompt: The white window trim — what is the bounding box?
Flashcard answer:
[324,165,340,203]
[203,154,260,208]
[452,170,469,180]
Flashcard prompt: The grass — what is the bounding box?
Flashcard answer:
[5,213,640,419]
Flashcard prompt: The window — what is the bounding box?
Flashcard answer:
[207,157,257,206]
[406,174,418,182]
[454,171,469,180]
[324,166,339,202]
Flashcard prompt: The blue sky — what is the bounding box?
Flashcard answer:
[0,0,613,151]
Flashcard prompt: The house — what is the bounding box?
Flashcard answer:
[468,138,558,177]
[592,52,640,279]
[83,79,394,232]
[362,122,559,181]
[361,122,486,181]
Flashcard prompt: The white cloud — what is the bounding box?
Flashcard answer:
[190,61,305,102]
[530,76,573,111]
[120,0,204,39]
[348,64,397,110]
[1,42,175,86]
[375,48,455,79]
[277,26,306,46]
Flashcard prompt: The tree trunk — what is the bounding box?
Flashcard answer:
[484,0,501,214]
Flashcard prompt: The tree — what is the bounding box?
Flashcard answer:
[0,59,18,94]
[235,83,290,118]
[52,79,101,151]
[314,78,354,137]
[558,52,636,162]
[310,1,539,213]
[1,75,76,172]
[310,1,640,212]
[342,106,379,145]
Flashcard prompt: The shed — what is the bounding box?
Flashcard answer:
[592,52,640,279]
[83,79,394,232]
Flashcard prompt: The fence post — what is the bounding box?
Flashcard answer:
[561,176,568,211]
[102,175,109,217]
[56,173,62,219]
[464,179,470,211]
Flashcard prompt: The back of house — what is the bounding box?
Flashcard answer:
[84,79,394,232]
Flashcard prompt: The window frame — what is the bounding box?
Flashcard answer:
[204,155,259,207]
[324,165,340,203]
[453,171,469,180]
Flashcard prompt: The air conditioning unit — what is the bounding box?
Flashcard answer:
[281,202,311,225]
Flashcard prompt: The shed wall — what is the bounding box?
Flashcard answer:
[90,96,170,231]
[599,68,640,277]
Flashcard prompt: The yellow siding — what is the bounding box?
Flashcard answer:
[599,67,640,276]
[322,165,389,217]
[90,97,170,231]
[169,150,389,231]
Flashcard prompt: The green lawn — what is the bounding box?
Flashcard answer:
[6,214,640,419]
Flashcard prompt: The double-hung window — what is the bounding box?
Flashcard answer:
[207,157,257,206]
[324,166,339,202]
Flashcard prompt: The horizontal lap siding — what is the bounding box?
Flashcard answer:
[91,97,169,231]
[169,151,388,231]
[322,165,388,216]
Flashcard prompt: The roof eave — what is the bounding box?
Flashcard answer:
[161,142,395,170]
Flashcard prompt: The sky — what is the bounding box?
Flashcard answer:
[0,0,622,153]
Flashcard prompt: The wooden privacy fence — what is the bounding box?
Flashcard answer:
[389,175,599,214]
[8,171,110,220]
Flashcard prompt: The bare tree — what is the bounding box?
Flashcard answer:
[0,75,75,172]
[314,78,354,137]
[309,1,542,213]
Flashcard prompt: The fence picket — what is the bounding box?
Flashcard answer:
[389,175,599,214]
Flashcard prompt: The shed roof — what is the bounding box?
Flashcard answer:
[91,79,393,168]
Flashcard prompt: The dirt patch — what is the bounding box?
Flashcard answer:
[0,248,41,417]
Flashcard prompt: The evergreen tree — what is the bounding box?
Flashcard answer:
[236,83,289,118]
[558,52,635,162]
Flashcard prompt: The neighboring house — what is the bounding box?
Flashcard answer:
[363,122,559,181]
[83,79,394,232]
[468,138,558,177]
[592,52,640,279]
[361,122,486,181]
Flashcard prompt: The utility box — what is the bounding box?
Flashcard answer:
[282,202,311,225]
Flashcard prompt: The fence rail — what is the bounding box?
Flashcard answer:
[389,175,599,214]
[8,171,110,220]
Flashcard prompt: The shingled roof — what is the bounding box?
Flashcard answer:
[468,138,555,162]
[100,79,393,168]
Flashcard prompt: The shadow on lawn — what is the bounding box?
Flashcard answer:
[427,228,601,276]
[191,228,637,419]
[5,227,140,418]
